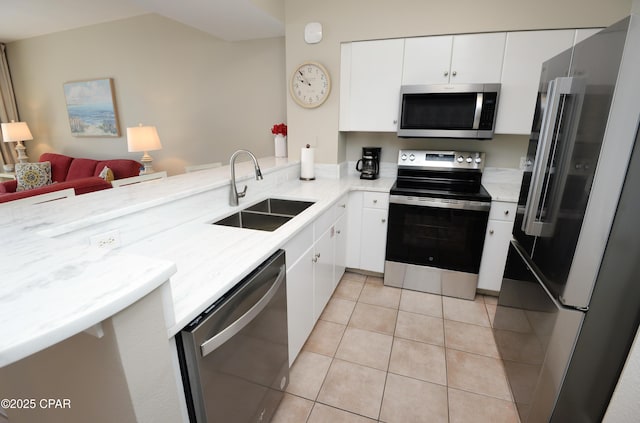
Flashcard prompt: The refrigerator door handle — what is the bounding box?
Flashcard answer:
[522,76,579,236]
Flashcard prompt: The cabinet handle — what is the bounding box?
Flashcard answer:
[489,229,495,235]
[504,210,509,215]
[312,254,320,263]
[373,199,378,204]
[339,204,346,208]
[452,70,457,77]
[393,119,398,124]
[381,219,386,223]
[444,71,449,77]
[336,230,342,235]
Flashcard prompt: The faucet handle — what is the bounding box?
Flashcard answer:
[238,185,248,198]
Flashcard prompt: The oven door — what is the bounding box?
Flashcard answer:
[385,196,490,273]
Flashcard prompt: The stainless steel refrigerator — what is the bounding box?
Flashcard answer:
[493,15,640,423]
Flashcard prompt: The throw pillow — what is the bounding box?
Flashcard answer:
[98,166,114,183]
[15,162,53,191]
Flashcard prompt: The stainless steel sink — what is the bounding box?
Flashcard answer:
[212,198,315,231]
[244,198,314,216]
[213,210,293,231]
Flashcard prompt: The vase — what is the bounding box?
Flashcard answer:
[274,134,287,158]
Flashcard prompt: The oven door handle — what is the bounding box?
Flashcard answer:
[390,195,490,212]
[200,264,286,358]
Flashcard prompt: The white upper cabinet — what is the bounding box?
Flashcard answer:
[402,33,506,85]
[402,36,453,84]
[494,30,576,135]
[575,28,603,44]
[449,33,506,83]
[341,39,405,132]
[340,28,603,134]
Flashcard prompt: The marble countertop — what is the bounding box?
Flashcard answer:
[0,157,394,365]
[482,167,523,203]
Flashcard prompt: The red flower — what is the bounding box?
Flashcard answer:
[271,123,287,136]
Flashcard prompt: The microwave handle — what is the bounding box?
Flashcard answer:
[522,77,577,236]
[472,93,483,129]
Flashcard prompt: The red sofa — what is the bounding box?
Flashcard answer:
[0,153,142,203]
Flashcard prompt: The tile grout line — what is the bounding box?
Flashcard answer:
[442,295,451,423]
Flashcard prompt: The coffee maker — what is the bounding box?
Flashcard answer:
[356,147,381,180]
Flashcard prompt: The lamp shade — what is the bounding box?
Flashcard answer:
[126,125,162,152]
[1,121,33,143]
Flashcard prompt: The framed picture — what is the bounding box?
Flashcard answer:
[63,78,120,137]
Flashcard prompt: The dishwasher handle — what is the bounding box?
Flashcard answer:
[200,264,286,358]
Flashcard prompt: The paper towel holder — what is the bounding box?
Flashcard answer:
[300,144,316,181]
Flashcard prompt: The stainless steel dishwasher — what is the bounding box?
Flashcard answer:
[177,250,289,423]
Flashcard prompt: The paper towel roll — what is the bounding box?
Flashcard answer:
[300,147,315,180]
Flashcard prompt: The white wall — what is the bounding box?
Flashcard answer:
[7,14,286,176]
[284,0,633,165]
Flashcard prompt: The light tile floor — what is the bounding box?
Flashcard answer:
[272,271,520,423]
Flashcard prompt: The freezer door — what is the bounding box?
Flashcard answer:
[494,242,583,423]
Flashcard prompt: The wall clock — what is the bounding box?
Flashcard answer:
[290,61,331,108]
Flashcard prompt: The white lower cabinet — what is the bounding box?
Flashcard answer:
[359,192,389,273]
[285,198,348,365]
[345,191,363,268]
[313,226,335,321]
[285,247,314,365]
[334,213,347,287]
[344,191,389,273]
[477,201,517,293]
[359,208,388,273]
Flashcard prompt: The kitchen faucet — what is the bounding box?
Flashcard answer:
[229,149,263,206]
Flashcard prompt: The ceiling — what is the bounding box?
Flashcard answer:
[0,0,285,43]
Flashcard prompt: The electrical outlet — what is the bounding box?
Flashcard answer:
[519,156,528,170]
[90,230,121,250]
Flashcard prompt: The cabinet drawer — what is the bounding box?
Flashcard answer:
[284,224,313,266]
[314,207,335,239]
[334,194,348,219]
[489,201,517,222]
[363,192,389,209]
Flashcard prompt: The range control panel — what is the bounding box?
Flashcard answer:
[397,150,485,170]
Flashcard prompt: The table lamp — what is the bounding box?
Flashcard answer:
[1,120,33,163]
[126,124,162,175]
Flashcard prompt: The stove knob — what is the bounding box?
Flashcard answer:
[457,156,464,163]
[401,153,407,161]
[475,156,482,164]
[409,154,415,161]
[466,156,473,163]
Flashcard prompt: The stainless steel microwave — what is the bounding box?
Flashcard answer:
[397,83,501,139]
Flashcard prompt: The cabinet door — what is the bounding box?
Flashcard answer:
[402,35,453,85]
[450,33,506,83]
[346,191,363,269]
[334,214,347,286]
[348,39,405,132]
[495,30,575,134]
[477,220,514,292]
[359,208,389,273]
[313,227,335,321]
[286,247,315,365]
